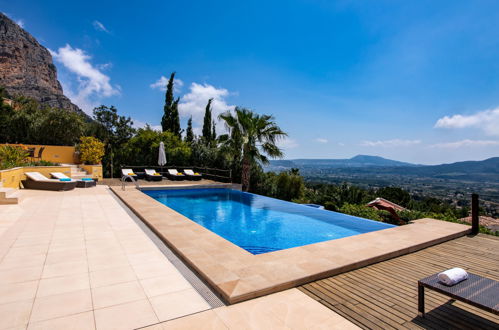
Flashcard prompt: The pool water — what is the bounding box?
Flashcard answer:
[143,188,395,254]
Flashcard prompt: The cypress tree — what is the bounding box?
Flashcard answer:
[202,98,213,143]
[161,72,175,132]
[212,120,216,142]
[185,116,194,143]
[171,97,181,138]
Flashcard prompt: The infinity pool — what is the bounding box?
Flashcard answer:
[144,188,395,254]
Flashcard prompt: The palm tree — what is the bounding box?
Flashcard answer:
[219,107,287,191]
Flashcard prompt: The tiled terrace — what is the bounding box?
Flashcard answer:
[0,186,358,329]
[0,186,211,329]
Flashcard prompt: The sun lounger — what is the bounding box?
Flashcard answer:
[121,169,138,181]
[167,169,186,181]
[145,169,163,181]
[22,172,77,191]
[183,169,202,181]
[50,172,96,188]
[418,272,499,317]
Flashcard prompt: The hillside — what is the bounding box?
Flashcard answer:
[267,156,499,183]
[267,155,416,170]
[0,12,83,114]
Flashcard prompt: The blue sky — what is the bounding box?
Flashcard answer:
[3,0,499,164]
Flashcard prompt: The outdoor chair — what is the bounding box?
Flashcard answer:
[22,172,77,191]
[145,169,163,181]
[33,146,45,162]
[167,169,186,181]
[183,169,202,181]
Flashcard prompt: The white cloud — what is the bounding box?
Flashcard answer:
[16,19,25,28]
[277,137,299,150]
[133,119,161,131]
[435,107,499,136]
[360,139,421,147]
[92,20,110,33]
[150,76,184,93]
[316,138,328,143]
[430,139,499,149]
[178,83,235,130]
[50,44,119,113]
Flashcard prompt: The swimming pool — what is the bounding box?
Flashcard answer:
[143,188,395,254]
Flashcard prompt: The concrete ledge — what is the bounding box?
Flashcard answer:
[111,187,471,304]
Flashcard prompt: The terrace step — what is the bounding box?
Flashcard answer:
[0,187,20,205]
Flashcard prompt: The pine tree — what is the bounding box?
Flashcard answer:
[185,116,194,143]
[171,97,181,138]
[161,72,175,132]
[202,98,213,143]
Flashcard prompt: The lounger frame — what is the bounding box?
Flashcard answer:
[22,180,78,191]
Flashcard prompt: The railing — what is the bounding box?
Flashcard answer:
[120,165,232,183]
[121,175,140,191]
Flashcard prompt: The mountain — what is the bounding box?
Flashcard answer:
[0,12,83,115]
[267,155,417,170]
[266,155,499,182]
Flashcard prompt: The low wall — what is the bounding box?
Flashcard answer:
[0,144,77,164]
[81,164,103,181]
[0,166,72,188]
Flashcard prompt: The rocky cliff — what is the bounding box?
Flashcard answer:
[0,12,83,114]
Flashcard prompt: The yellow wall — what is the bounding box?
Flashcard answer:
[81,165,103,181]
[0,144,77,164]
[0,166,72,188]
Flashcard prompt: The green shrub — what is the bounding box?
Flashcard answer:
[339,203,392,222]
[78,136,105,165]
[0,144,29,169]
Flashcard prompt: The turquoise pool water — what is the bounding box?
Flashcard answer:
[144,188,395,254]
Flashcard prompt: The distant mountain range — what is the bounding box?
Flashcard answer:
[268,155,418,169]
[266,155,499,182]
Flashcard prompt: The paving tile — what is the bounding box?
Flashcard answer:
[0,254,46,271]
[30,289,93,323]
[162,310,228,330]
[87,254,130,272]
[131,261,179,280]
[149,288,211,322]
[44,249,87,266]
[36,273,90,298]
[213,303,288,330]
[0,281,38,305]
[41,260,89,279]
[89,265,137,288]
[0,299,33,330]
[94,299,159,330]
[0,265,43,284]
[139,273,192,298]
[27,311,95,330]
[91,281,146,309]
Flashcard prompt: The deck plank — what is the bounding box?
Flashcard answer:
[300,234,499,329]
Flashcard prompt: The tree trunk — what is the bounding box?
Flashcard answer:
[241,155,250,192]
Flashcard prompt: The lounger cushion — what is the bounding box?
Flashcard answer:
[50,172,70,180]
[25,172,50,181]
[184,169,201,176]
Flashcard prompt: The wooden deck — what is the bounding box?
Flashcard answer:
[300,234,499,329]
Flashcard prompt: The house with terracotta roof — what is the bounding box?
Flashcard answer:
[367,197,406,221]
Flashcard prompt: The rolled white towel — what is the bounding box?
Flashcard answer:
[437,267,469,286]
